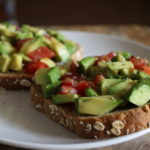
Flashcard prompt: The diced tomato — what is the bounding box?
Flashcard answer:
[69,62,78,75]
[130,57,148,70]
[95,52,116,65]
[95,74,105,84]
[14,38,32,50]
[142,65,150,75]
[76,80,90,95]
[27,46,55,61]
[25,61,48,74]
[62,77,77,87]
[59,85,77,94]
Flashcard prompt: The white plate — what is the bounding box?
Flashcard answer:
[1,31,150,150]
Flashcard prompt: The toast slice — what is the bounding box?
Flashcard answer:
[0,44,83,90]
[31,84,150,139]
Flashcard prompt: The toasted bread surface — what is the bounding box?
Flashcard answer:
[31,84,150,139]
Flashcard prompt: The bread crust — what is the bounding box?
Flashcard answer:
[0,44,83,90]
[31,84,150,139]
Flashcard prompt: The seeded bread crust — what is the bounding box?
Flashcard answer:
[0,44,83,90]
[31,84,150,139]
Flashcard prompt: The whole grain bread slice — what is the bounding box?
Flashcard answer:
[31,84,150,139]
[0,44,83,90]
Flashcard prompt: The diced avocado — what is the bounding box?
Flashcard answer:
[0,41,15,54]
[18,53,32,62]
[122,52,132,59]
[128,81,150,106]
[21,25,39,33]
[79,57,97,73]
[40,58,56,68]
[35,68,51,85]
[47,67,61,83]
[0,55,11,72]
[108,79,137,96]
[10,54,23,71]
[60,67,67,76]
[116,53,126,62]
[52,94,78,104]
[20,38,45,54]
[16,31,33,39]
[85,88,98,97]
[64,40,76,54]
[49,37,70,62]
[98,60,108,68]
[42,81,61,98]
[77,96,123,115]
[101,79,122,95]
[137,71,150,79]
[107,61,134,71]
[88,66,101,77]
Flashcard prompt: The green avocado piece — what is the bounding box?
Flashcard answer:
[40,58,56,68]
[43,81,61,98]
[16,31,34,39]
[52,94,79,104]
[0,54,11,72]
[107,61,134,71]
[0,41,15,54]
[122,52,132,59]
[64,40,76,54]
[101,79,122,95]
[108,79,137,96]
[79,57,97,73]
[20,38,45,54]
[47,67,61,83]
[18,53,32,62]
[35,68,51,85]
[10,54,23,71]
[85,88,98,97]
[50,37,70,62]
[76,96,123,115]
[128,80,150,106]
[137,71,150,79]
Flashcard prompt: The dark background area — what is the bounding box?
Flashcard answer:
[0,0,150,25]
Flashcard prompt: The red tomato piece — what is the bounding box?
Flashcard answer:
[25,61,48,74]
[27,46,55,61]
[14,38,32,50]
[142,65,150,75]
[130,57,148,70]
[62,77,77,87]
[76,80,90,95]
[95,74,105,84]
[59,85,77,94]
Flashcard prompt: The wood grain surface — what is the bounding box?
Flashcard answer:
[1,25,150,150]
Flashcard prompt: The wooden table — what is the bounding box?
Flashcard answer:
[1,25,150,150]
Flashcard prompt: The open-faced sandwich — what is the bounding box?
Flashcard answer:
[0,22,82,90]
[31,51,150,139]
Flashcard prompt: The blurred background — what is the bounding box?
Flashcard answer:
[0,0,150,25]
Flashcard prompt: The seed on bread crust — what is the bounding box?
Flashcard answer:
[35,104,42,109]
[48,104,58,114]
[93,121,105,131]
[20,79,31,87]
[112,120,124,129]
[111,128,121,136]
[106,130,111,135]
[85,123,92,133]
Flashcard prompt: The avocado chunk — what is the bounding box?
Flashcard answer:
[50,37,70,62]
[20,38,45,54]
[18,53,32,62]
[101,79,122,95]
[137,71,150,79]
[77,96,123,115]
[10,54,23,71]
[47,67,61,83]
[0,41,15,54]
[107,61,134,71]
[79,57,97,73]
[85,88,98,97]
[35,68,51,85]
[64,40,76,54]
[40,58,56,68]
[108,79,137,96]
[0,54,11,72]
[43,81,61,98]
[128,81,150,106]
[52,94,79,104]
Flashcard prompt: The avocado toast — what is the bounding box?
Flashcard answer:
[0,22,83,90]
[31,51,150,139]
